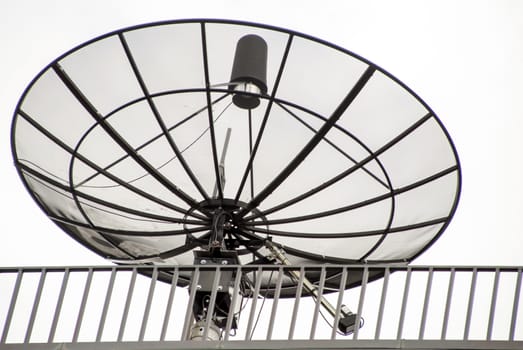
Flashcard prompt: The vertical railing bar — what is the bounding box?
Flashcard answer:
[245,266,263,340]
[487,268,500,341]
[118,267,137,342]
[418,267,434,340]
[309,266,326,340]
[96,267,117,342]
[73,268,93,342]
[331,267,348,340]
[397,267,412,340]
[203,267,222,341]
[48,269,70,343]
[509,268,522,341]
[266,266,284,340]
[464,267,478,340]
[224,267,242,341]
[288,266,305,340]
[441,268,455,340]
[25,268,47,344]
[353,266,369,340]
[375,267,390,340]
[160,268,179,341]
[139,267,158,341]
[181,268,200,340]
[1,269,23,343]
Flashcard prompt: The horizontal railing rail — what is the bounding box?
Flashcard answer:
[0,264,522,349]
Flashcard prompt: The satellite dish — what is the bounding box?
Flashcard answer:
[11,20,460,334]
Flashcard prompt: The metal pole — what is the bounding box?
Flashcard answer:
[213,128,232,198]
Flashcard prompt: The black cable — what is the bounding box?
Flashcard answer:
[34,99,233,190]
[17,159,68,184]
[24,172,178,224]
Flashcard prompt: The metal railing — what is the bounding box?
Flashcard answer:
[1,264,522,349]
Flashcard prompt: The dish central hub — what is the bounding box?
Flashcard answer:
[190,198,264,255]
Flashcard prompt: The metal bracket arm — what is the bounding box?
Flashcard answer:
[264,241,358,334]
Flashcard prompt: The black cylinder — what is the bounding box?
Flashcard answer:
[230,34,268,109]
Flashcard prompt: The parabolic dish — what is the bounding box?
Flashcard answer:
[11,19,461,296]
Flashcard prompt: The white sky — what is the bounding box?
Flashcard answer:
[1,0,523,267]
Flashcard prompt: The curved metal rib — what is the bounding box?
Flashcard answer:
[52,63,202,211]
[242,217,448,239]
[49,215,210,237]
[118,32,211,201]
[245,111,434,221]
[242,165,457,226]
[200,23,224,201]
